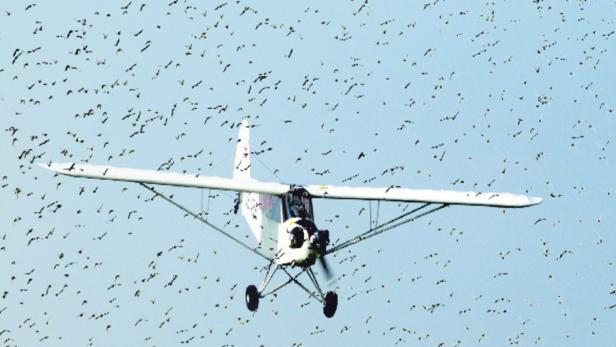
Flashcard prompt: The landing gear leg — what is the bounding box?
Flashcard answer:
[245,262,280,313]
[305,267,338,318]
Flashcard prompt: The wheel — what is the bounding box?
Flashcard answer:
[245,285,259,311]
[323,291,338,318]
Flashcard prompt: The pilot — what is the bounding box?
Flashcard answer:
[291,203,307,219]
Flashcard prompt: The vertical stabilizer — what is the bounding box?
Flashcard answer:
[226,119,277,258]
[234,120,251,179]
[234,119,275,255]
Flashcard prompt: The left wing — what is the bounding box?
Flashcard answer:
[38,162,290,195]
[305,184,541,208]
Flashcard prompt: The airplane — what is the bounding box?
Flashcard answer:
[38,120,542,318]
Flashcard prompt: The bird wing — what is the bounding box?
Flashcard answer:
[304,184,541,208]
[38,162,290,195]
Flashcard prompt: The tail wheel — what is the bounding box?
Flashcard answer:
[323,291,338,318]
[245,285,259,311]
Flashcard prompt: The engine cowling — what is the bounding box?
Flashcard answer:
[286,219,329,255]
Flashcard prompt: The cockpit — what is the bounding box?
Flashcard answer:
[283,187,314,220]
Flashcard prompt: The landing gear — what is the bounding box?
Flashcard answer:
[323,291,338,318]
[244,265,337,318]
[245,285,259,311]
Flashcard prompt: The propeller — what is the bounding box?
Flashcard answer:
[318,255,333,281]
[312,229,334,282]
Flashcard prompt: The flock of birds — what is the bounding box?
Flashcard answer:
[1,1,615,346]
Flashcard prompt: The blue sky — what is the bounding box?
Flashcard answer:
[1,1,615,346]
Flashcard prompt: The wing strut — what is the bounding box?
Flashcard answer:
[326,203,449,255]
[140,183,272,261]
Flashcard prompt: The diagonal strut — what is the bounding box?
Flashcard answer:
[140,183,271,261]
[326,203,449,255]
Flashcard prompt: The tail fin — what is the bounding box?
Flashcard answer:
[233,119,251,180]
[234,120,261,246]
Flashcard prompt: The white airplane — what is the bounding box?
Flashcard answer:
[39,120,541,318]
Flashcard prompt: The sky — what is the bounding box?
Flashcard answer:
[1,0,615,346]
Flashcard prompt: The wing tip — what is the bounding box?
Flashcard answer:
[528,196,543,206]
[37,162,72,174]
[36,162,57,172]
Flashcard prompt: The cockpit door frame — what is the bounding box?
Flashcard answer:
[281,187,314,221]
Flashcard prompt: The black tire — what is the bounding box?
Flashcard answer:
[245,285,259,311]
[323,291,338,318]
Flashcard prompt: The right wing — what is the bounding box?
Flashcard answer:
[38,162,290,195]
[305,184,541,208]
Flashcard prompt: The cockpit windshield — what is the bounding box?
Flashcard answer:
[284,189,313,220]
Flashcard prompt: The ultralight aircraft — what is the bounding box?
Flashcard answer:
[40,120,541,317]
